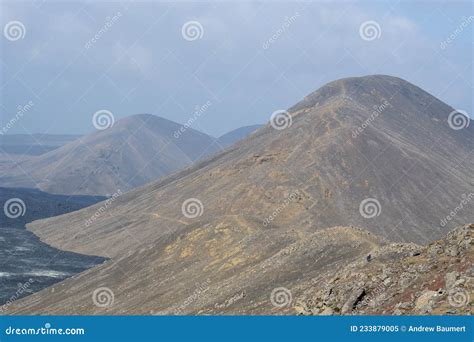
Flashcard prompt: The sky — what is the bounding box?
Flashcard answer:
[0,0,472,138]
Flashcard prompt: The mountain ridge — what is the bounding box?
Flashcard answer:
[24,75,473,258]
[7,74,472,314]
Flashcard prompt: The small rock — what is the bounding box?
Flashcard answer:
[341,288,366,314]
[445,245,459,257]
[395,302,412,309]
[445,271,459,289]
[294,305,309,315]
[415,290,438,313]
[319,307,334,315]
[428,244,443,257]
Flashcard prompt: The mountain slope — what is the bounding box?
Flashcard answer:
[294,224,473,316]
[9,222,473,315]
[27,75,473,257]
[0,115,220,196]
[9,75,473,314]
[217,125,262,148]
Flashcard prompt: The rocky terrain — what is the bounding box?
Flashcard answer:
[7,222,385,314]
[7,222,472,315]
[294,224,473,316]
[4,75,473,315]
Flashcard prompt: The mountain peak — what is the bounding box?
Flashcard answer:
[289,74,426,113]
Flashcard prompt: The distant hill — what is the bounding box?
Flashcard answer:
[217,125,262,148]
[0,114,220,196]
[0,134,80,156]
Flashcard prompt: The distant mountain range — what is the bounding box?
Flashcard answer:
[217,125,263,148]
[0,134,80,156]
[0,116,261,196]
[8,75,472,315]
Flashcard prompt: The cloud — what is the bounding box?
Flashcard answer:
[0,0,471,135]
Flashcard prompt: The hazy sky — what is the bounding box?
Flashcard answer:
[0,0,472,137]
